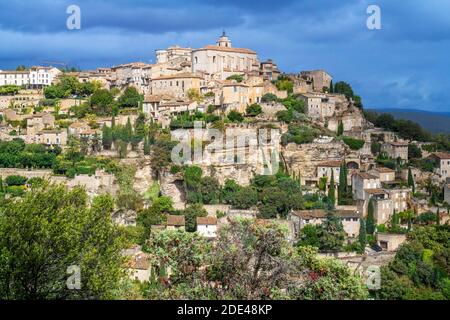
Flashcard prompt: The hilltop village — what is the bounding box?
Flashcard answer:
[1,33,449,300]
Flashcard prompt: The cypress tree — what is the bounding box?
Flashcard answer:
[328,169,336,205]
[0,176,3,193]
[329,80,334,93]
[125,117,133,141]
[391,209,399,229]
[407,167,415,194]
[143,135,150,155]
[359,218,367,253]
[366,198,376,235]
[337,120,344,136]
[436,207,440,225]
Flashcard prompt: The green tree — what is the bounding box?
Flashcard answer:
[183,203,208,232]
[143,135,151,155]
[0,183,126,299]
[328,170,336,205]
[90,89,114,115]
[232,186,258,210]
[367,198,376,235]
[245,103,262,117]
[227,110,244,123]
[408,167,415,194]
[334,81,354,98]
[102,125,113,150]
[0,176,3,193]
[297,224,320,248]
[137,196,173,239]
[359,219,367,253]
[118,87,142,109]
[337,121,344,136]
[318,212,345,252]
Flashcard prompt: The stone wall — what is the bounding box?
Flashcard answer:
[282,140,349,182]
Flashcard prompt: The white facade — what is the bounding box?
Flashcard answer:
[0,67,61,87]
[192,32,259,80]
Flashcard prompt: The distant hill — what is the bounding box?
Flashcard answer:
[366,108,450,134]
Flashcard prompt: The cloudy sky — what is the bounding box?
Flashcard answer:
[1,0,449,112]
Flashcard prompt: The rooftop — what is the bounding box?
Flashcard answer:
[431,152,450,160]
[318,160,342,168]
[167,215,185,227]
[291,209,360,219]
[194,45,256,55]
[197,216,218,225]
[355,172,378,180]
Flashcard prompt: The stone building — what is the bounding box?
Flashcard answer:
[197,217,218,239]
[352,172,381,201]
[260,59,280,81]
[429,152,450,181]
[166,215,186,231]
[369,167,396,183]
[192,32,259,80]
[289,208,361,238]
[151,73,204,99]
[110,62,152,93]
[26,113,55,135]
[31,129,67,147]
[381,141,409,161]
[316,160,341,183]
[299,70,332,92]
[445,178,450,205]
[377,233,407,251]
[0,66,61,88]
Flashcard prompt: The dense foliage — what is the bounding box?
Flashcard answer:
[373,225,450,300]
[143,218,368,300]
[0,183,127,299]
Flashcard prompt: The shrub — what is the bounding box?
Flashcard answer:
[5,175,27,186]
[227,110,244,123]
[261,93,278,103]
[343,137,365,150]
[6,185,25,197]
[246,104,262,117]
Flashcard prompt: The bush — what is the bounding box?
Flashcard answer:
[246,104,262,117]
[261,93,278,103]
[6,185,25,197]
[227,110,244,123]
[5,175,27,186]
[343,137,365,150]
[226,74,244,83]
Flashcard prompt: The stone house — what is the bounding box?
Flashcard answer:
[33,129,67,147]
[26,113,55,135]
[429,152,450,181]
[127,251,151,282]
[381,141,409,161]
[192,32,260,80]
[369,167,396,183]
[260,59,280,81]
[352,172,381,201]
[316,160,341,184]
[377,233,407,251]
[444,178,450,205]
[367,189,393,225]
[151,73,204,99]
[196,217,218,239]
[299,92,335,120]
[299,70,332,92]
[289,209,361,238]
[166,215,185,231]
[386,188,412,213]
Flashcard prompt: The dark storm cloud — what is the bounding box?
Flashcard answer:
[0,0,449,111]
